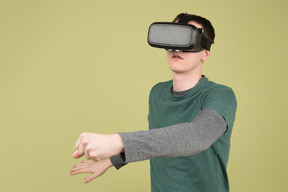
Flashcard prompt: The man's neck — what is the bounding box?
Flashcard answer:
[172,72,202,92]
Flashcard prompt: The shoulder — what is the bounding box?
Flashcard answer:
[202,79,237,128]
[205,79,236,100]
[204,80,237,108]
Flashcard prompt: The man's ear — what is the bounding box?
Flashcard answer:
[201,50,210,62]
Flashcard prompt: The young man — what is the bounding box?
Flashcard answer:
[70,13,237,192]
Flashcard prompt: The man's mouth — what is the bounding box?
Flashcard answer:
[171,54,183,60]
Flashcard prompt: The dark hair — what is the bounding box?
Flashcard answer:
[173,13,215,44]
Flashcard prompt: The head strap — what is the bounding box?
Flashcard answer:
[178,14,195,24]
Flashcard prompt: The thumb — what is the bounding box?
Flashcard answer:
[73,150,82,159]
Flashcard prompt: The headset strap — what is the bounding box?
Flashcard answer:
[201,36,212,51]
[178,14,195,24]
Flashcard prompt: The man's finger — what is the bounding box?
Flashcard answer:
[75,136,82,149]
[84,173,99,183]
[75,132,87,148]
[85,151,91,160]
[91,155,101,162]
[78,143,86,156]
[73,150,82,159]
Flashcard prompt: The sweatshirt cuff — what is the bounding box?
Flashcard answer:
[110,152,127,170]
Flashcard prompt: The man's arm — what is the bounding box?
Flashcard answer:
[118,109,227,163]
[70,109,226,183]
[73,109,226,164]
[109,108,226,169]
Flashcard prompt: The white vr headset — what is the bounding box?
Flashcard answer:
[147,14,213,52]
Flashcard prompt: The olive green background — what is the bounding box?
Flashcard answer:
[0,0,287,191]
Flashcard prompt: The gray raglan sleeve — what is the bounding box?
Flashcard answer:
[111,108,227,167]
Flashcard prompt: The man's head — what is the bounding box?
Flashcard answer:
[166,13,215,75]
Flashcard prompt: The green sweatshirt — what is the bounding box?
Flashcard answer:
[149,76,237,192]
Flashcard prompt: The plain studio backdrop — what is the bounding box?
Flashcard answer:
[0,0,287,191]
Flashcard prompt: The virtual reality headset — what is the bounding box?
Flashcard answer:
[147,14,213,52]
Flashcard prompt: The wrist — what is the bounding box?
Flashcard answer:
[113,134,125,153]
[106,158,113,168]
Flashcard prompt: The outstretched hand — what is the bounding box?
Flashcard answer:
[70,159,113,183]
[73,132,124,161]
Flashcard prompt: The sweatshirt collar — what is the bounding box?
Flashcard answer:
[169,75,208,99]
